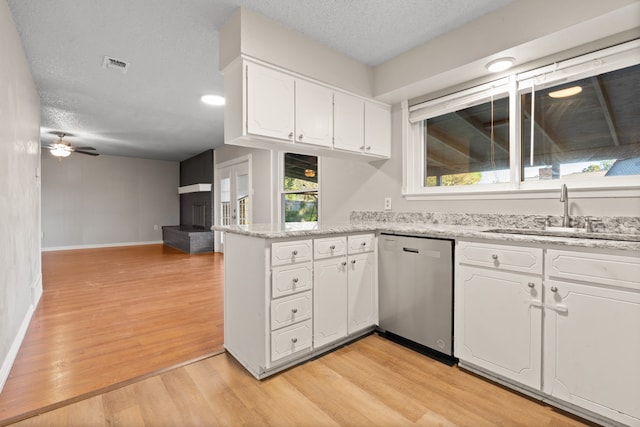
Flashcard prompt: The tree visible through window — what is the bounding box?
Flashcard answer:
[282,153,318,224]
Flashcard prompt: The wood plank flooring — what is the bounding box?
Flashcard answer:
[0,245,224,425]
[8,335,594,427]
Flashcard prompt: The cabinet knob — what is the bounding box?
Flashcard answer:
[330,245,336,250]
[291,308,298,314]
[341,261,347,266]
[550,286,558,293]
[298,133,304,140]
[359,146,365,150]
[292,250,298,256]
[366,146,371,151]
[291,337,298,343]
[492,254,498,260]
[292,277,299,283]
[528,282,535,288]
[351,259,356,264]
[361,241,367,246]
[288,132,294,140]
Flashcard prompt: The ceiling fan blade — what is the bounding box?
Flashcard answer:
[74,150,100,156]
[73,146,96,150]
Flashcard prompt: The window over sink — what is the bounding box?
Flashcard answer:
[281,152,319,225]
[404,40,640,198]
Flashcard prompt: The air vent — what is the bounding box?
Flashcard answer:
[102,55,130,74]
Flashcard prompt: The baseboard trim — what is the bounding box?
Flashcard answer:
[0,301,37,394]
[42,241,163,252]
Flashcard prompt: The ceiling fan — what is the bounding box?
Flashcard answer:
[43,131,99,158]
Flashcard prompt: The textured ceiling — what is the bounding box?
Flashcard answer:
[7,0,512,161]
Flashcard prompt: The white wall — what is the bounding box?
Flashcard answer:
[41,153,179,249]
[0,0,42,392]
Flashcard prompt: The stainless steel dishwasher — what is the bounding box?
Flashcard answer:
[378,233,456,364]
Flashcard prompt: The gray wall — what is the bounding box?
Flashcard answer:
[0,0,42,392]
[41,153,179,249]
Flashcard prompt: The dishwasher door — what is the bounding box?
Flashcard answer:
[379,234,454,357]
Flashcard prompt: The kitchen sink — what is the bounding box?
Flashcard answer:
[484,227,640,242]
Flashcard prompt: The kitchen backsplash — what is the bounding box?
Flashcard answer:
[350,211,640,235]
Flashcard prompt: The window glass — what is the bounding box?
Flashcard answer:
[424,96,509,187]
[282,153,318,224]
[521,63,640,181]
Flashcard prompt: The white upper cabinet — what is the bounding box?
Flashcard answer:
[295,79,333,147]
[334,91,365,153]
[223,59,390,160]
[364,102,391,158]
[246,62,295,142]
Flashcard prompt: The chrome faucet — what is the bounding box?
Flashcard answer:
[560,184,570,227]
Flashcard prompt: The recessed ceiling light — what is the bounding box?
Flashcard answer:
[549,86,583,98]
[486,57,515,73]
[201,94,225,106]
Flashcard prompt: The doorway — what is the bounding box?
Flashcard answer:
[215,156,251,252]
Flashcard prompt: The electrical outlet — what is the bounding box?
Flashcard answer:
[384,197,392,210]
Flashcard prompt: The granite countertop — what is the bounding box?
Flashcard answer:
[213,221,640,252]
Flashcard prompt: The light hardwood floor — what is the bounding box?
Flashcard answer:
[2,245,593,427]
[9,335,593,427]
[0,245,224,425]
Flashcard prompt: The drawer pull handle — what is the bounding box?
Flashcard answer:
[292,250,298,256]
[550,286,558,293]
[291,337,298,343]
[528,282,535,288]
[330,245,336,250]
[361,241,367,246]
[298,133,304,140]
[288,132,294,140]
[492,254,498,260]
[351,259,356,264]
[292,277,299,283]
[291,308,298,314]
[341,261,347,266]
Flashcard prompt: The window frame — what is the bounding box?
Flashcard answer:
[403,39,640,200]
[278,151,321,225]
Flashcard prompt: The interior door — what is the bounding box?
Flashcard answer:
[217,160,250,253]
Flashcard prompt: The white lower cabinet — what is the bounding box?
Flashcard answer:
[456,266,542,389]
[313,234,378,349]
[456,241,640,426]
[224,232,377,380]
[313,257,348,348]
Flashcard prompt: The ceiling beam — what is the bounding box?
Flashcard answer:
[590,76,620,147]
[453,111,509,157]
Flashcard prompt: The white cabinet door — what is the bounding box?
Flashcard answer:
[334,92,364,153]
[543,280,640,425]
[348,252,377,334]
[295,79,333,147]
[313,257,348,348]
[246,62,294,142]
[364,102,391,158]
[455,266,542,389]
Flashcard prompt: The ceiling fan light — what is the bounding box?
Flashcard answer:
[486,57,515,73]
[51,147,71,157]
[201,94,225,106]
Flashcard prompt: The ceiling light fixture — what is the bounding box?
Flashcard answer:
[50,145,71,157]
[549,86,583,98]
[201,94,225,106]
[304,169,316,178]
[486,57,515,73]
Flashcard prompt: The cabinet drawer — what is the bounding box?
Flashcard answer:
[348,234,375,254]
[271,291,312,330]
[546,249,640,291]
[272,262,312,298]
[272,240,312,266]
[271,319,312,362]
[314,236,347,259]
[457,241,543,275]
